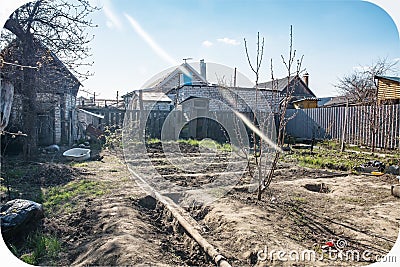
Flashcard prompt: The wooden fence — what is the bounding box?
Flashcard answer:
[285,104,400,149]
[82,107,125,127]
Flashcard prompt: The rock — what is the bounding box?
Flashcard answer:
[391,185,400,198]
[387,165,400,175]
[0,199,44,241]
[44,144,60,153]
[91,154,104,161]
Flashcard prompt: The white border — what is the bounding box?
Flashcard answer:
[0,0,399,266]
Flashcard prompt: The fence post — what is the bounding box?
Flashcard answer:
[340,100,348,152]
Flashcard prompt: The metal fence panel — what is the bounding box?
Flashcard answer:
[285,104,400,149]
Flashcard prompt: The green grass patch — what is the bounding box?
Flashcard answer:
[11,231,61,265]
[102,126,123,149]
[341,196,366,204]
[146,138,161,144]
[293,196,307,203]
[69,162,89,168]
[43,180,107,215]
[178,139,200,146]
[0,177,7,193]
[287,147,396,171]
[293,152,352,171]
[178,139,232,152]
[145,138,232,152]
[5,168,27,179]
[318,139,400,156]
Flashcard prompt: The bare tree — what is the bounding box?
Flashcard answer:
[243,26,304,200]
[336,58,397,105]
[263,26,303,194]
[244,32,271,200]
[0,0,98,158]
[335,58,397,151]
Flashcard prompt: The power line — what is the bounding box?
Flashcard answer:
[0,56,41,70]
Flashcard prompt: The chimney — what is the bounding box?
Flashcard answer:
[200,59,206,81]
[303,72,309,87]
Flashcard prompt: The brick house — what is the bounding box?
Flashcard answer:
[1,39,81,147]
[122,60,317,139]
[124,60,316,112]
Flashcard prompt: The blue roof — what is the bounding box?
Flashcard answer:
[317,97,333,107]
[375,76,400,83]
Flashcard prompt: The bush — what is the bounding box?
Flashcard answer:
[101,125,123,150]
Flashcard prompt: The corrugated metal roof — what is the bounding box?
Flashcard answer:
[141,92,172,102]
[375,76,400,83]
[77,108,105,119]
[317,97,333,107]
[291,97,319,104]
[258,76,296,91]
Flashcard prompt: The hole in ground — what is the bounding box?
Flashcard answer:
[304,183,330,193]
[137,195,157,210]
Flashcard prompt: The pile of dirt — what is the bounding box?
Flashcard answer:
[273,167,348,181]
[145,142,164,154]
[44,199,98,243]
[29,163,86,187]
[1,162,89,203]
[145,141,217,155]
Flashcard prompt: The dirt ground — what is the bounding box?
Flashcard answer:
[201,168,399,266]
[1,150,211,266]
[1,142,399,266]
[136,142,400,266]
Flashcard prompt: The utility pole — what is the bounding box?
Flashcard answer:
[234,67,237,88]
[116,91,119,107]
[234,67,238,109]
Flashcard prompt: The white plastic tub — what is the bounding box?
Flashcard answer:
[62,148,91,161]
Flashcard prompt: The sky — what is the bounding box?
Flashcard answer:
[1,0,400,100]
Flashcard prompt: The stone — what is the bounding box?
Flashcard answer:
[44,144,60,153]
[0,199,44,241]
[391,185,400,198]
[387,165,400,175]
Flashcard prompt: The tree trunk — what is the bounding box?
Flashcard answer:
[21,37,38,160]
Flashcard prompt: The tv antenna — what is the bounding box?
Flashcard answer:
[183,57,193,64]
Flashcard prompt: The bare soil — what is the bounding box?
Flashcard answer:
[2,143,399,266]
[1,151,212,266]
[141,143,400,266]
[201,169,399,266]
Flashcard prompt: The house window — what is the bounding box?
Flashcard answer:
[180,73,192,86]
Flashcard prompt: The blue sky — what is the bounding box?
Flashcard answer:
[82,0,399,99]
[1,0,400,99]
